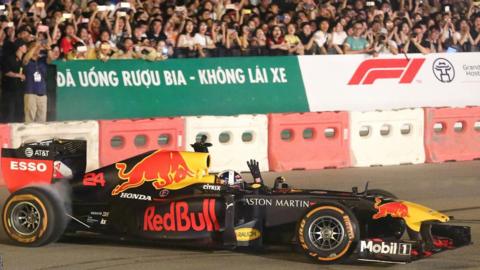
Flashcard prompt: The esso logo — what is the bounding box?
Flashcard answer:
[10,161,48,172]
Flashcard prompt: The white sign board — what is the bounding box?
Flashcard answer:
[299,53,480,111]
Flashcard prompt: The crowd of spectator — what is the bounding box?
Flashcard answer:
[0,0,480,123]
[0,0,479,62]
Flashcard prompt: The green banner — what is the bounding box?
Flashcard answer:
[55,57,309,120]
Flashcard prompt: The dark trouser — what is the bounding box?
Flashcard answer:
[0,90,24,123]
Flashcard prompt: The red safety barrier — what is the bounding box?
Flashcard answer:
[99,118,185,166]
[0,124,11,186]
[424,107,480,162]
[268,112,350,171]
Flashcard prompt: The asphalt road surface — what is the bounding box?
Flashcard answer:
[0,161,479,270]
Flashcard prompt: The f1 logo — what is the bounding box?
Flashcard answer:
[348,58,425,85]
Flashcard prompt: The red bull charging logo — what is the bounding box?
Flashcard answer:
[372,198,409,219]
[144,199,220,232]
[112,150,193,196]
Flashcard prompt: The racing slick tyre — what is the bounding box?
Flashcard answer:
[367,189,397,199]
[297,203,359,263]
[2,187,68,247]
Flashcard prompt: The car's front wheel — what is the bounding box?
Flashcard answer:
[2,187,68,246]
[297,204,359,263]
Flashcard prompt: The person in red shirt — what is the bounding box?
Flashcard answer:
[60,24,79,56]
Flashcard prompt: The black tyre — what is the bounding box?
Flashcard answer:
[2,187,68,246]
[297,203,359,263]
[367,189,397,199]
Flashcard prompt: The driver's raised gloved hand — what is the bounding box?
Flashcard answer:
[247,159,263,188]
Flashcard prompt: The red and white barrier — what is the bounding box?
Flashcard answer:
[350,109,425,166]
[2,105,480,178]
[425,107,480,162]
[0,124,11,186]
[99,117,185,166]
[185,115,268,172]
[268,112,350,171]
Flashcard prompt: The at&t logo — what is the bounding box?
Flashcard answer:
[24,147,34,157]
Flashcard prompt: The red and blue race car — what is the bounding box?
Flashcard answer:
[0,139,471,263]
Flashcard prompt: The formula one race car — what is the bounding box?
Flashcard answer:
[0,139,471,263]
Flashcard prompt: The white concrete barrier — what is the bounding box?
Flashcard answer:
[185,115,269,172]
[350,109,425,167]
[10,121,99,171]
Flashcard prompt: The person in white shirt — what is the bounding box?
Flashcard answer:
[194,21,216,57]
[176,20,197,57]
[312,18,330,54]
[328,21,347,54]
[373,32,398,55]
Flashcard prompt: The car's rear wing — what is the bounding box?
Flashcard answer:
[1,139,86,192]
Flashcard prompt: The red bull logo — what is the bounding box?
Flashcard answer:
[112,150,193,196]
[372,197,409,219]
[144,199,220,232]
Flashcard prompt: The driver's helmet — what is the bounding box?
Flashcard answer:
[217,170,244,189]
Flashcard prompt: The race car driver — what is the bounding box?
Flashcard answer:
[217,160,264,190]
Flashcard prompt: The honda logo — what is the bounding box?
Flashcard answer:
[349,58,425,85]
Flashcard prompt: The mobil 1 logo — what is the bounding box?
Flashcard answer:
[358,240,412,262]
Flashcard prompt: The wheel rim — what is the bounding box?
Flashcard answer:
[308,215,345,251]
[10,202,41,236]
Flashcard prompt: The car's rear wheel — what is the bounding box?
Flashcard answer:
[297,204,359,263]
[2,187,68,246]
